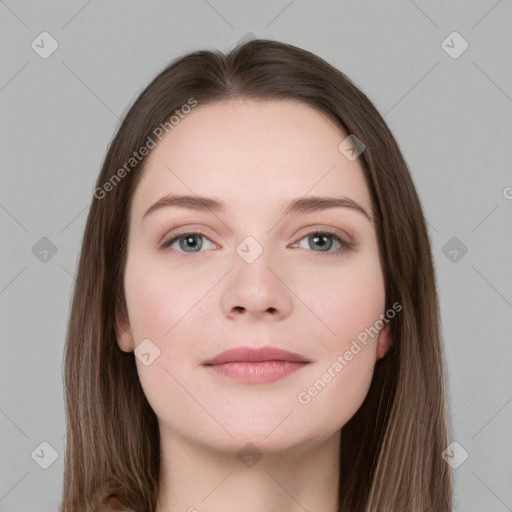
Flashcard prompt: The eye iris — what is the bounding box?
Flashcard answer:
[179,234,203,252]
[309,233,332,251]
[172,232,338,253]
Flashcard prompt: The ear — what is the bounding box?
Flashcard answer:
[375,321,391,361]
[115,306,135,353]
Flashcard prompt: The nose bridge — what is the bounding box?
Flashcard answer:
[219,231,292,318]
[234,233,278,296]
[235,234,267,266]
[229,203,278,268]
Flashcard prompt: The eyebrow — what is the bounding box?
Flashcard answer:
[142,194,373,223]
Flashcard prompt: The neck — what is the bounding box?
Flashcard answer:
[155,429,341,512]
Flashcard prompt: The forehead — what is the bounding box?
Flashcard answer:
[131,99,372,220]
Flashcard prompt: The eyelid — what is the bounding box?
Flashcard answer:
[159,229,216,250]
[159,223,352,244]
[293,224,354,244]
[159,222,353,242]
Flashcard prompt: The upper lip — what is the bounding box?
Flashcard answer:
[203,346,310,365]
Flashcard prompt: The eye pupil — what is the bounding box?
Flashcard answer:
[180,234,202,252]
[309,233,332,251]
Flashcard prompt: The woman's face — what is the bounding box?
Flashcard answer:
[117,99,390,454]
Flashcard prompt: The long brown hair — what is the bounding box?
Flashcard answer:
[60,39,453,511]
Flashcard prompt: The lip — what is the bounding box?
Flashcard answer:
[203,346,310,365]
[203,346,311,384]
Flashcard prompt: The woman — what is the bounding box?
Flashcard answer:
[60,39,453,511]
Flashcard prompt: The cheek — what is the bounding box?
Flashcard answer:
[123,254,222,388]
[292,252,385,413]
[122,258,209,415]
[296,347,375,432]
[296,249,386,352]
[124,255,209,342]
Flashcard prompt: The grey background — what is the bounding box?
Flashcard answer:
[1,1,511,511]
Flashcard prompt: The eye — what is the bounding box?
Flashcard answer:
[160,231,216,253]
[160,229,354,256]
[291,230,353,255]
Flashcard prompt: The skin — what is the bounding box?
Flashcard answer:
[116,99,390,512]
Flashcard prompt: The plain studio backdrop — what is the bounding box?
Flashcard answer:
[0,1,511,510]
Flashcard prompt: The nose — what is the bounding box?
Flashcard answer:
[219,243,293,322]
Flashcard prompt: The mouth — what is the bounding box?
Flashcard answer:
[203,346,311,384]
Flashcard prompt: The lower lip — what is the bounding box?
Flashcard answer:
[204,360,308,383]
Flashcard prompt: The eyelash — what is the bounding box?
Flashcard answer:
[159,229,355,257]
